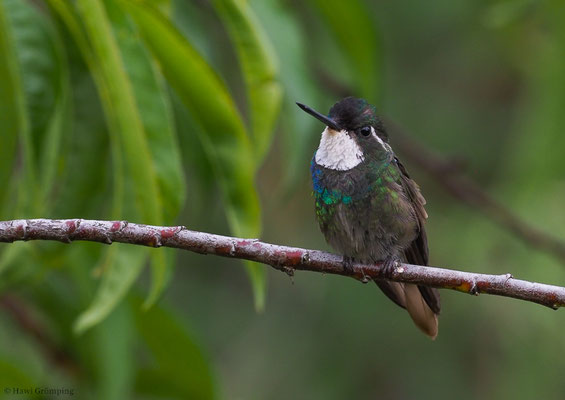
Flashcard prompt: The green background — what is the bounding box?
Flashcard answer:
[1,0,564,399]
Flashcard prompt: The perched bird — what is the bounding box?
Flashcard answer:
[297,97,441,338]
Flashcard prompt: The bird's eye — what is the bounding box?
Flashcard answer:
[360,126,372,136]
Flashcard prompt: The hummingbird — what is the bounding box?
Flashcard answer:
[297,97,441,338]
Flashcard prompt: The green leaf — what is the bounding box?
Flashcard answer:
[39,80,69,212]
[75,0,163,224]
[0,1,21,215]
[309,0,381,101]
[172,92,216,199]
[104,0,186,311]
[45,0,93,65]
[245,261,266,311]
[104,0,186,223]
[125,0,266,309]
[74,0,170,308]
[251,0,324,192]
[0,0,70,277]
[213,0,283,164]
[52,4,174,245]
[0,0,39,215]
[132,297,216,400]
[74,245,147,334]
[4,0,69,212]
[50,60,112,219]
[47,2,146,332]
[38,44,70,213]
[91,301,135,400]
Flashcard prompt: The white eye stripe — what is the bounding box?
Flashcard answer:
[371,127,393,152]
[371,127,384,145]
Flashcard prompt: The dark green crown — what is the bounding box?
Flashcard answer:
[328,97,386,138]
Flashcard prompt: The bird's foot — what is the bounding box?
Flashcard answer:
[342,256,355,274]
[381,256,401,279]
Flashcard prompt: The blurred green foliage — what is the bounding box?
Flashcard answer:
[0,0,564,399]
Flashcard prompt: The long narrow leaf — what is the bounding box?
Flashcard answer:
[103,0,184,311]
[37,12,70,212]
[70,0,169,327]
[104,0,186,222]
[91,301,136,400]
[75,0,163,224]
[0,2,20,213]
[0,0,38,214]
[48,1,143,333]
[0,0,52,276]
[251,0,325,191]
[74,245,146,334]
[4,0,68,210]
[213,0,283,164]
[125,1,265,309]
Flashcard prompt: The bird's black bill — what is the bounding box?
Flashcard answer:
[296,102,342,131]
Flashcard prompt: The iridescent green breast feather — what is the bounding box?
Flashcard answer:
[310,156,400,225]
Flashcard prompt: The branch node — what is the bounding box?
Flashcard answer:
[22,220,30,241]
[229,240,236,256]
[106,220,128,244]
[469,279,479,296]
[153,234,162,248]
[63,219,81,243]
[160,226,184,241]
[110,220,128,233]
[282,266,295,277]
[301,252,310,264]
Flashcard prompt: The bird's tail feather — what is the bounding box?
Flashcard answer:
[375,281,438,339]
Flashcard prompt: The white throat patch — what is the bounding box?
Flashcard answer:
[315,127,364,170]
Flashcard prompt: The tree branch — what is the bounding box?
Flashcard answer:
[1,219,564,310]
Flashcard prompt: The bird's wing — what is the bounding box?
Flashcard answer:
[395,157,441,314]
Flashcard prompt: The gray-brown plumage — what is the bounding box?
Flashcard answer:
[299,97,440,338]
